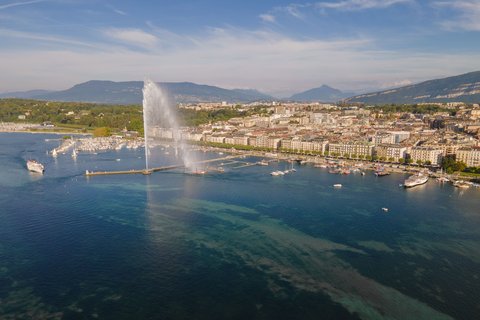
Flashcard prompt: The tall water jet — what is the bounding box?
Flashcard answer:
[142,79,194,170]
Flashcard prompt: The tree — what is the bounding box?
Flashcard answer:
[453,161,467,172]
[93,127,111,137]
[416,159,423,166]
[388,157,395,162]
[441,155,456,173]
[424,160,432,166]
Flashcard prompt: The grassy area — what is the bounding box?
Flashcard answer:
[458,171,480,178]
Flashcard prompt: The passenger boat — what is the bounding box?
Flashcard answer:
[403,173,428,188]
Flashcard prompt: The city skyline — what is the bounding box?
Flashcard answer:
[1,0,479,96]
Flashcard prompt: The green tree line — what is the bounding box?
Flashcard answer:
[0,99,267,131]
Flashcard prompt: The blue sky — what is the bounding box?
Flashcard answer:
[0,0,479,96]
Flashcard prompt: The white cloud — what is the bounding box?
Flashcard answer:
[103,28,158,48]
[434,1,480,31]
[0,0,45,10]
[282,4,305,18]
[0,26,478,96]
[315,0,413,11]
[380,79,413,89]
[0,28,103,49]
[113,8,126,16]
[259,13,276,23]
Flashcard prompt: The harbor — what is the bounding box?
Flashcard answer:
[41,136,479,188]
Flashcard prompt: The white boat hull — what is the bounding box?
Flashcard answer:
[27,160,44,174]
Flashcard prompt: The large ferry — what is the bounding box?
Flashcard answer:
[27,160,44,174]
[403,173,428,188]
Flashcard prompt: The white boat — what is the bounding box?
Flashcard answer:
[403,173,428,188]
[382,207,389,212]
[333,183,342,188]
[436,176,449,183]
[51,149,57,158]
[257,160,269,166]
[27,160,44,174]
[72,148,77,159]
[453,180,470,189]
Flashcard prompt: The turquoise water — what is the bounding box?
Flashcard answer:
[0,132,479,319]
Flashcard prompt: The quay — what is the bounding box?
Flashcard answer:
[84,155,242,177]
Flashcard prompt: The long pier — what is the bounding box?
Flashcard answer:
[85,155,243,177]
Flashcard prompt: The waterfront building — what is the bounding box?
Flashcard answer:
[152,127,173,139]
[283,139,328,154]
[328,142,374,158]
[455,147,480,167]
[181,132,203,142]
[375,144,407,162]
[409,146,443,165]
[205,135,226,144]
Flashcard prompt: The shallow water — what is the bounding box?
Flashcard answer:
[0,132,479,319]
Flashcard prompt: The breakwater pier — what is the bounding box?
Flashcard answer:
[85,155,243,177]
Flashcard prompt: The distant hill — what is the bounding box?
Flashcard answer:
[1,81,274,104]
[289,85,354,102]
[0,89,52,99]
[345,71,480,104]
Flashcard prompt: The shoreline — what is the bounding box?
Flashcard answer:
[0,129,91,136]
[4,131,478,182]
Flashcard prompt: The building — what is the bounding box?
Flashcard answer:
[205,135,226,144]
[409,146,443,165]
[375,144,407,162]
[389,131,410,143]
[282,139,327,153]
[455,147,480,167]
[372,133,394,145]
[328,142,374,158]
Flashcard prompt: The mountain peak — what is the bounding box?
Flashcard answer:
[289,85,353,102]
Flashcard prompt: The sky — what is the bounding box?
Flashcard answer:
[0,0,479,97]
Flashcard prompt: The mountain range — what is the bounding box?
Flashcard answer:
[0,81,274,104]
[345,71,480,104]
[0,80,353,104]
[1,71,479,104]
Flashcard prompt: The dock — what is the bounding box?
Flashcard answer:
[84,155,243,177]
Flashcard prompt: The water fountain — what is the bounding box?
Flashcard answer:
[142,79,194,172]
